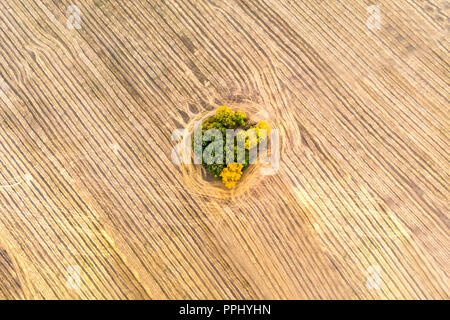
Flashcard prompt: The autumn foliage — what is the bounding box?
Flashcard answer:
[193,106,270,188]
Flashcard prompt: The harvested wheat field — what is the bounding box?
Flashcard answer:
[0,0,448,300]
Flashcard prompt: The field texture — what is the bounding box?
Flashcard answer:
[0,0,448,299]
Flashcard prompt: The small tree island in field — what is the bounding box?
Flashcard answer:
[192,106,270,189]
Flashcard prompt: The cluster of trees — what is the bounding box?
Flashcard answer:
[192,106,270,189]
